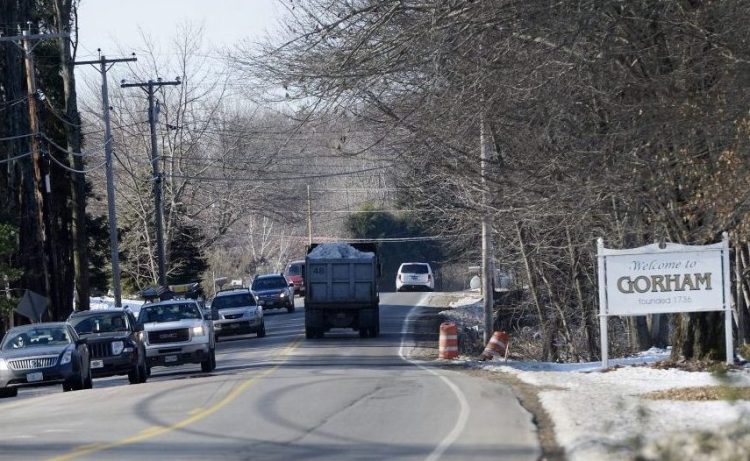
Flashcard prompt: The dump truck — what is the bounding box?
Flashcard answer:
[304,242,379,339]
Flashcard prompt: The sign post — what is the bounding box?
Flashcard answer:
[597,233,733,368]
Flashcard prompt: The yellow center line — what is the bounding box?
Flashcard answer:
[48,336,303,461]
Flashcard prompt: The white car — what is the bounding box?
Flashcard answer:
[396,263,435,292]
[136,299,216,373]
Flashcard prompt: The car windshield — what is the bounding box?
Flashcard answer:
[286,264,303,276]
[70,313,130,334]
[2,326,71,350]
[211,293,256,309]
[252,277,287,290]
[137,302,202,323]
[402,264,429,274]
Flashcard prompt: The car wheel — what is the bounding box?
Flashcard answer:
[257,321,266,338]
[201,348,216,373]
[0,387,18,398]
[128,365,141,384]
[64,373,83,392]
[84,369,93,389]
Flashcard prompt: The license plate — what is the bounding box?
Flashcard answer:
[164,355,178,363]
[91,360,104,369]
[26,372,43,383]
[228,323,239,329]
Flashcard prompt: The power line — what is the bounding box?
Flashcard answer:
[45,148,106,174]
[0,133,33,142]
[0,95,29,111]
[164,165,388,182]
[0,152,33,164]
[42,133,107,157]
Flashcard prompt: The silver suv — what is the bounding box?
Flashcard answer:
[136,299,216,373]
[210,289,265,339]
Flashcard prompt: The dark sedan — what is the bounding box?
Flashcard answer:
[68,309,148,384]
[0,322,92,398]
[251,274,295,313]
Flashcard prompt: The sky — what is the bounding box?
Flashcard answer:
[75,0,282,60]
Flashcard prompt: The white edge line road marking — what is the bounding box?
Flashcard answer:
[398,294,470,461]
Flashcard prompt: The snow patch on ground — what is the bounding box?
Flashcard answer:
[307,242,375,259]
[437,292,750,460]
[90,296,145,314]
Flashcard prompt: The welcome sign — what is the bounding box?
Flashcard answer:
[597,234,733,366]
[602,242,725,315]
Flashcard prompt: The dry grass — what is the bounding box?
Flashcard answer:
[643,386,750,401]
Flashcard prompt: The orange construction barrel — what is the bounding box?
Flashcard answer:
[482,331,510,361]
[439,322,459,359]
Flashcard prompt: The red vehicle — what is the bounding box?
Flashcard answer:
[284,260,305,296]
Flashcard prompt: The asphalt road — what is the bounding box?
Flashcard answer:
[0,292,540,461]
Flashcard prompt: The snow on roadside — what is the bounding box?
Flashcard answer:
[90,296,145,314]
[438,293,750,461]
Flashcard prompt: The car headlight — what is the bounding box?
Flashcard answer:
[192,325,206,336]
[0,358,7,371]
[111,340,124,355]
[279,292,287,298]
[61,349,73,365]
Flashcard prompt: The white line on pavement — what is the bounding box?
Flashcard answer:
[398,294,470,461]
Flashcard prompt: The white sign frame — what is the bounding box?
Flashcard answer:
[597,233,733,368]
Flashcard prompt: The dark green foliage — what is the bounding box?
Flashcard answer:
[347,203,442,291]
[168,220,208,285]
[86,215,111,295]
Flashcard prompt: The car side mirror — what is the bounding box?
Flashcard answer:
[76,338,88,346]
[133,324,144,332]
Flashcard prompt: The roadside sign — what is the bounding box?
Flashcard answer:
[597,233,733,367]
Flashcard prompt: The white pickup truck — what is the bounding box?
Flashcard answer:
[136,299,216,373]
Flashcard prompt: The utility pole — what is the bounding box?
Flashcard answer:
[75,52,137,308]
[307,184,313,245]
[121,78,181,287]
[480,114,495,345]
[1,28,68,313]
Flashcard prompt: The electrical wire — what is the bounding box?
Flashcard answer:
[45,150,107,174]
[42,97,86,129]
[0,133,33,142]
[42,133,108,158]
[0,152,32,164]
[0,95,29,112]
[164,165,388,182]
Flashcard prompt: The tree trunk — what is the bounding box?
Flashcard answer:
[567,227,597,361]
[671,311,726,361]
[734,244,747,346]
[516,221,553,361]
[54,0,89,311]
